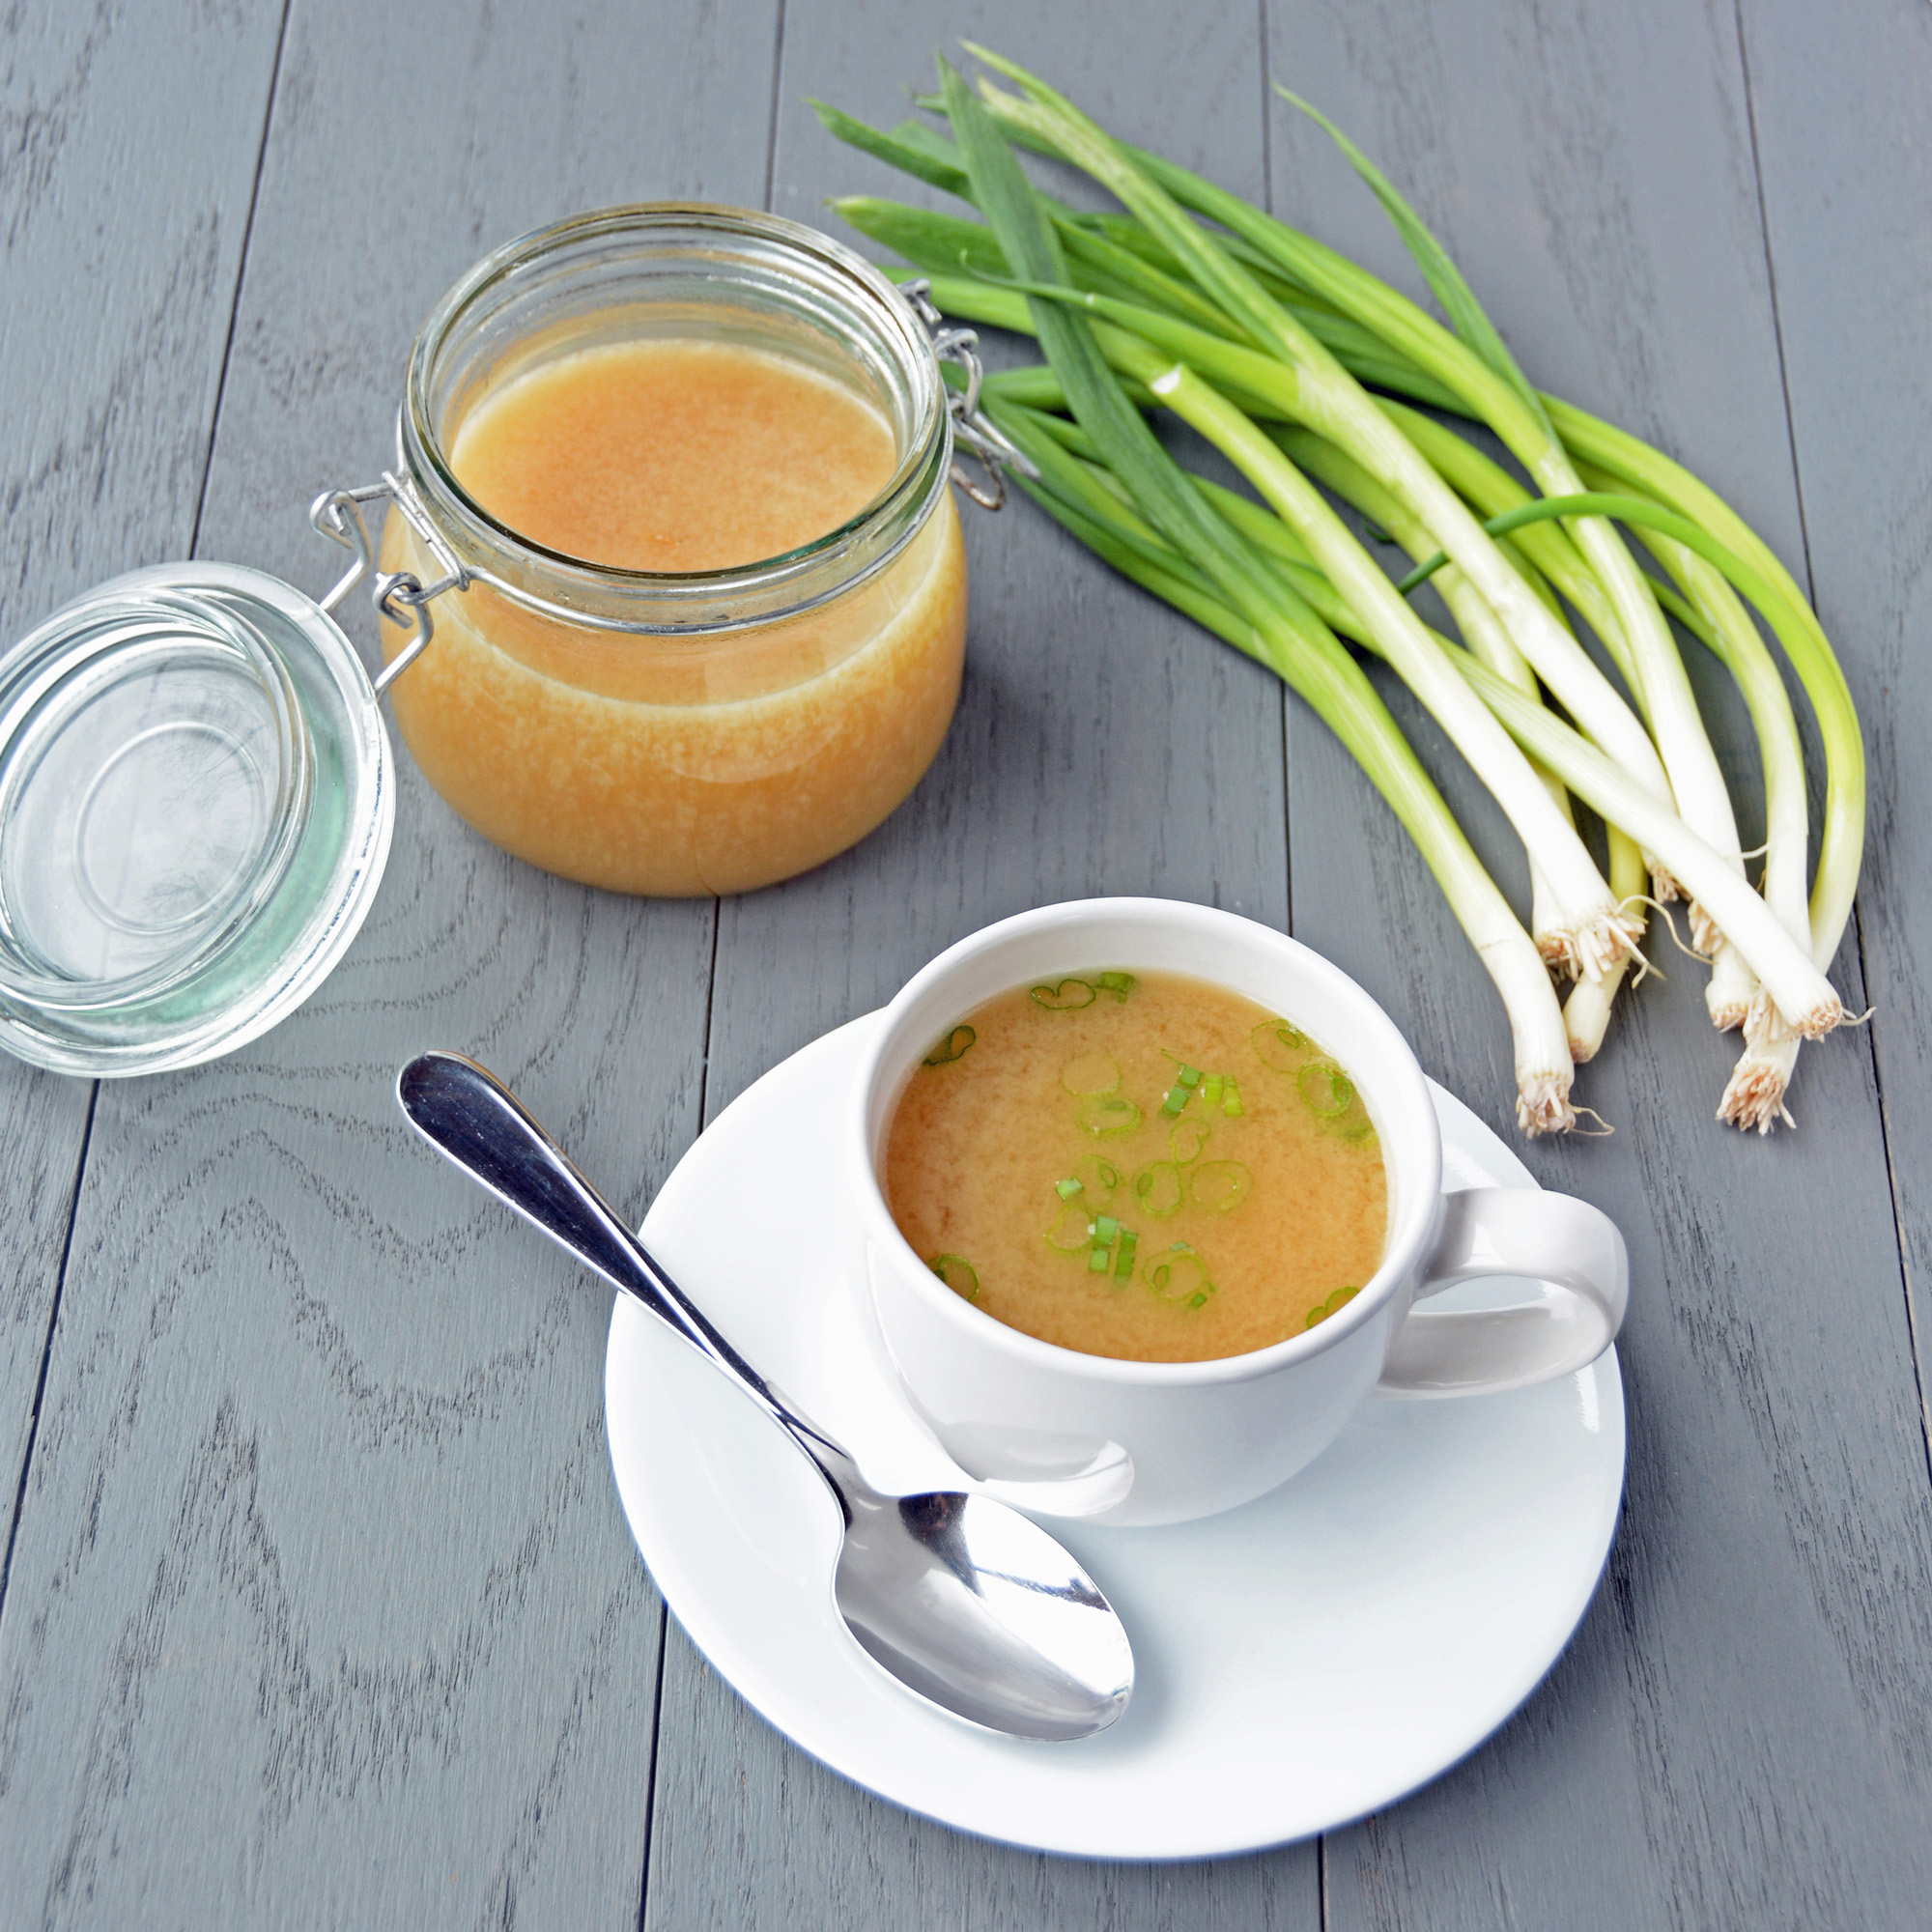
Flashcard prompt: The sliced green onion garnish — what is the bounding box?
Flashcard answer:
[1079,1094,1143,1136]
[1170,1116,1211,1163]
[1298,1063,1355,1116]
[1221,1076,1244,1116]
[1189,1159,1252,1212]
[1094,1214,1120,1242]
[1305,1283,1362,1329]
[1251,1020,1308,1073]
[1061,1051,1122,1096]
[1146,1244,1212,1304]
[1030,978,1096,1010]
[1187,1292,1209,1310]
[1114,1229,1139,1279]
[1073,1155,1121,1201]
[1160,1067,1200,1117]
[1044,1204,1093,1252]
[1203,1073,1224,1112]
[1132,1160,1185,1217]
[928,1254,980,1301]
[1088,1245,1112,1273]
[1096,970,1138,1000]
[923,1024,977,1066]
[1056,1176,1084,1199]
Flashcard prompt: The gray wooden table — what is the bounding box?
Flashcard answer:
[3,1,1930,1925]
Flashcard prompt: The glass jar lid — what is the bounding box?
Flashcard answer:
[0,562,392,1076]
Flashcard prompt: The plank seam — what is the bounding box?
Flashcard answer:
[696,902,723,1129]
[1729,0,1817,607]
[1260,0,1296,942]
[0,1079,98,1629]
[762,0,789,214]
[636,1600,670,1932]
[1732,0,1932,1492]
[1258,0,1274,217]
[186,0,295,562]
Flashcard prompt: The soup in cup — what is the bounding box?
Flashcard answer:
[853,898,1627,1527]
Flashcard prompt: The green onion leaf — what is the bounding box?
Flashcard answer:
[1078,1094,1143,1137]
[1114,1229,1139,1279]
[1055,1176,1084,1200]
[1222,1076,1244,1117]
[1147,1245,1213,1304]
[1096,970,1139,999]
[1189,1159,1253,1212]
[1074,1155,1121,1202]
[1203,1073,1224,1112]
[1061,1051,1122,1095]
[1132,1161,1186,1218]
[1275,85,1554,437]
[1088,1245,1112,1273]
[1030,977,1096,1010]
[1187,1292,1210,1311]
[1044,1204,1093,1253]
[1298,1064,1355,1117]
[923,1024,977,1066]
[1251,1018,1308,1072]
[1306,1283,1362,1329]
[928,1254,980,1300]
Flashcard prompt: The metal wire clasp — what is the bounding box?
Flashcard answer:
[901,278,1038,511]
[308,456,471,698]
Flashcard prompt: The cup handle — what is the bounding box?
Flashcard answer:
[1376,1188,1629,1398]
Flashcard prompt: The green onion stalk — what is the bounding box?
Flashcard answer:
[986,396,1580,1131]
[1361,405,1652,1054]
[886,262,1642,988]
[958,59,1747,918]
[958,55,1671,976]
[1607,507,1814,1127]
[966,66,1754,920]
[929,57,1579,1133]
[820,52,1861,1122]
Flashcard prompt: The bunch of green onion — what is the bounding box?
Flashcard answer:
[817,48,1864,1137]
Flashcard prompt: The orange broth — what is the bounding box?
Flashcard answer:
[381,335,966,895]
[884,970,1388,1364]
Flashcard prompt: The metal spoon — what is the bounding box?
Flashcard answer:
[396,1050,1135,1743]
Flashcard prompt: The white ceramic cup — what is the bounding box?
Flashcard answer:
[853,897,1628,1527]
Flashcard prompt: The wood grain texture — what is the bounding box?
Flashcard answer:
[3,1,1928,1926]
[1737,0,1932,1527]
[642,4,1312,1927]
[1263,2,1932,1927]
[0,0,776,1924]
[0,0,282,1607]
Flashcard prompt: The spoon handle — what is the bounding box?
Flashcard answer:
[396,1050,858,1494]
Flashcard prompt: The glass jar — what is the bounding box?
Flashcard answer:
[0,205,1024,1074]
[375,205,972,897]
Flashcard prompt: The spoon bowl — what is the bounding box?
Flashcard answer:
[396,1049,1134,1742]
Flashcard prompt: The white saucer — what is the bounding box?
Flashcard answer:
[606,1013,1625,1860]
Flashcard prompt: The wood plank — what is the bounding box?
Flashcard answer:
[1263,1,1932,1925]
[0,0,280,1605]
[0,0,778,1923]
[643,6,1316,1927]
[1737,0,1932,1525]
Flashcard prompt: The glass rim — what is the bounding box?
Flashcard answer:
[0,575,314,1012]
[399,202,953,636]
